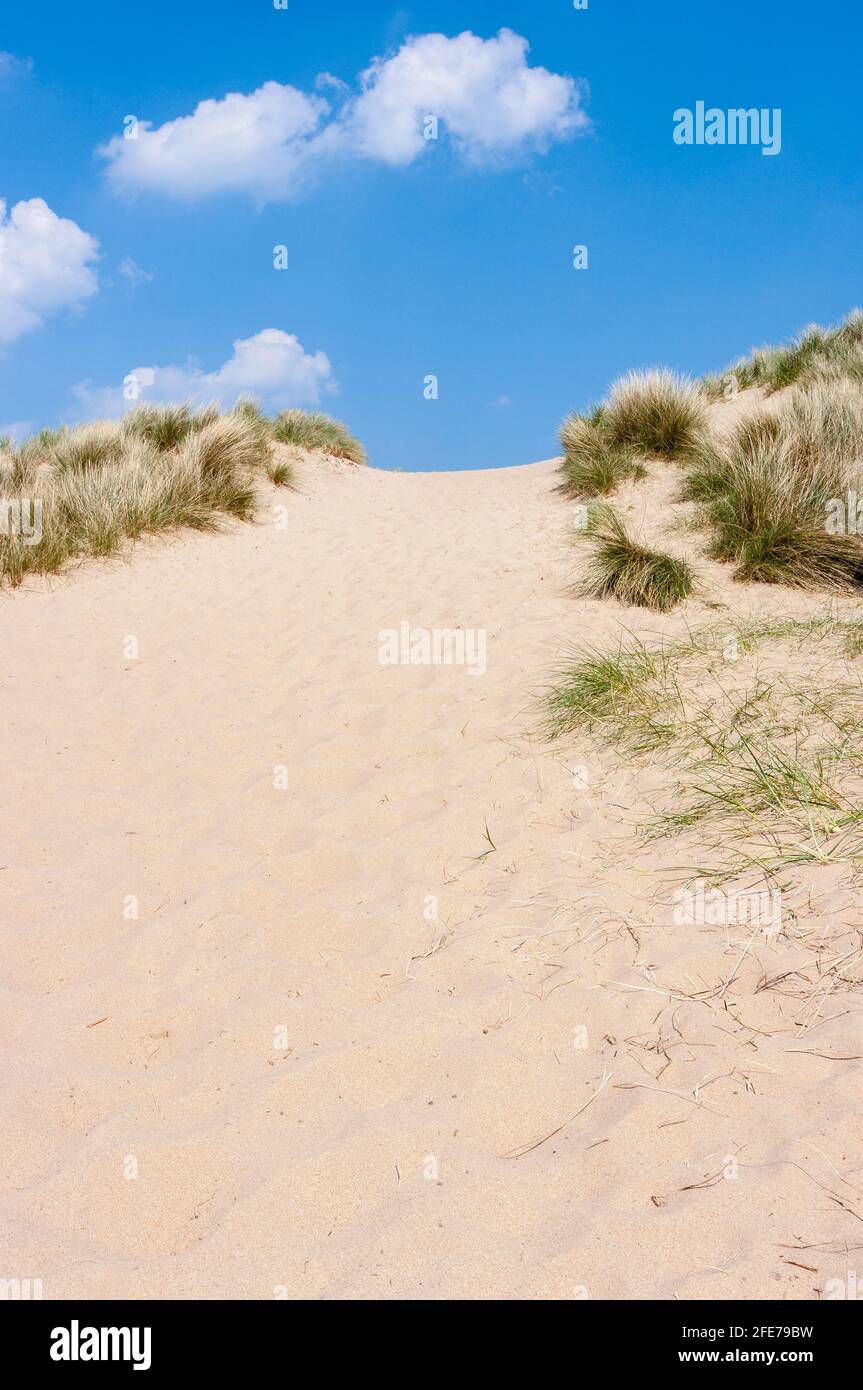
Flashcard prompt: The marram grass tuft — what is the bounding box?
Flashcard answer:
[580,505,695,612]
[0,401,365,588]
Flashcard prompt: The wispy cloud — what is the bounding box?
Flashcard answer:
[99,29,589,203]
[117,255,155,289]
[0,420,32,443]
[0,51,32,81]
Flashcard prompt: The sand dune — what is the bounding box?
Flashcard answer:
[2,426,861,1301]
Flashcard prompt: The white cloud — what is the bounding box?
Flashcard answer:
[98,30,588,201]
[99,81,330,200]
[346,29,587,166]
[71,328,336,418]
[0,197,99,344]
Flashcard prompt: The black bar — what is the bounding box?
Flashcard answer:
[4,1298,856,1375]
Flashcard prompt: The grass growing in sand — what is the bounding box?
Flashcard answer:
[702,308,863,399]
[559,413,646,498]
[683,377,863,589]
[0,403,365,588]
[546,617,863,878]
[560,372,708,503]
[602,370,708,462]
[122,402,220,452]
[545,637,680,752]
[578,504,695,612]
[559,314,863,602]
[271,409,366,464]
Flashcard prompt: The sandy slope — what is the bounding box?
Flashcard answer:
[1,431,862,1301]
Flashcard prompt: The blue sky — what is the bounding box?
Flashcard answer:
[1,0,861,471]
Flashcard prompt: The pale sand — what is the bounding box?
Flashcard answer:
[2,417,862,1300]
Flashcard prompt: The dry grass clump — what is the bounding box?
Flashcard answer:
[685,377,863,588]
[545,618,863,879]
[1,406,272,587]
[1,402,368,588]
[603,370,709,461]
[703,308,863,399]
[48,421,127,473]
[559,412,646,497]
[271,410,366,464]
[578,504,695,612]
[122,402,220,451]
[559,372,709,501]
[227,399,296,483]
